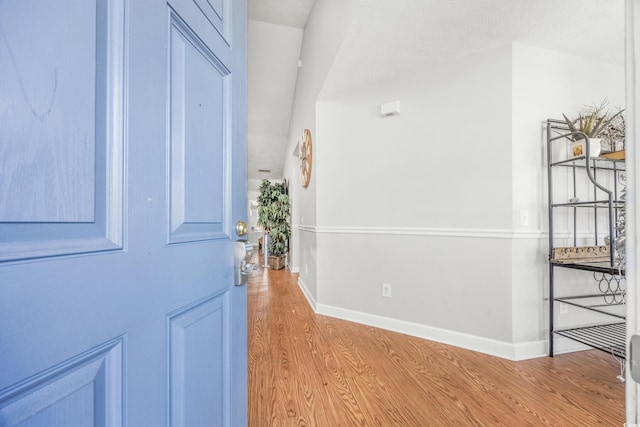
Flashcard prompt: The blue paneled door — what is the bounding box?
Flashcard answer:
[0,0,248,425]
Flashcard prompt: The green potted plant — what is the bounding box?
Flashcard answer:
[257,179,291,270]
[562,100,625,158]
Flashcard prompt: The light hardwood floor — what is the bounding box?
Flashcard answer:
[248,266,624,426]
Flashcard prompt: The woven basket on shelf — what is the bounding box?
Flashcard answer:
[552,245,610,263]
[268,255,286,270]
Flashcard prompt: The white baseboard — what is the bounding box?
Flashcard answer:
[297,277,317,311]
[552,336,592,355]
[288,265,300,273]
[294,289,594,361]
[512,340,547,360]
[312,303,568,361]
[512,338,592,360]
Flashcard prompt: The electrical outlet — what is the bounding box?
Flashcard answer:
[559,302,568,314]
[382,283,392,298]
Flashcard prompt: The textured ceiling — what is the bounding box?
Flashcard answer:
[247,1,314,180]
[321,0,624,98]
[247,20,303,179]
[246,0,624,179]
[248,0,316,28]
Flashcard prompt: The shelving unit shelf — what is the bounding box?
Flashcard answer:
[555,294,625,319]
[554,323,625,359]
[546,118,626,359]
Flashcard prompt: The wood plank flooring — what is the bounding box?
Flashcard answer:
[248,266,624,426]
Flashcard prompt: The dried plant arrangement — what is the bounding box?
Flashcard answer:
[562,99,625,151]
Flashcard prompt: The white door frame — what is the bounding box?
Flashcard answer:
[627,0,640,422]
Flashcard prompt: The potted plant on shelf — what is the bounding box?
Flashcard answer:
[562,100,625,158]
[257,179,291,270]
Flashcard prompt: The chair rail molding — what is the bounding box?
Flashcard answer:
[295,225,548,239]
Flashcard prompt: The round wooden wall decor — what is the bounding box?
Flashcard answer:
[299,129,312,188]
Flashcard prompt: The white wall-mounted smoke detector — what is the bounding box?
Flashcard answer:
[380,101,400,117]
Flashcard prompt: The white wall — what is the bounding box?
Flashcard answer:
[511,43,625,234]
[313,45,516,348]
[299,43,625,360]
[283,0,626,358]
[510,43,625,347]
[316,46,514,229]
[283,0,360,293]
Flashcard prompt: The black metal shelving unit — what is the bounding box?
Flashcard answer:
[547,119,626,358]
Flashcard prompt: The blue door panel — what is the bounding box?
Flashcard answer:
[0,0,96,223]
[169,294,226,427]
[192,0,227,40]
[0,337,123,427]
[168,14,228,243]
[0,0,247,425]
[0,0,125,262]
